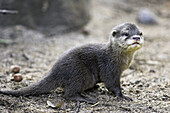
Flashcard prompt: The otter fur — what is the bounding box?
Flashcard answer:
[0,23,144,103]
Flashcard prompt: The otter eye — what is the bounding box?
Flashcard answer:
[122,33,129,37]
[139,32,143,36]
[112,30,117,37]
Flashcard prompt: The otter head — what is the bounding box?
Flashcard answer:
[110,23,144,53]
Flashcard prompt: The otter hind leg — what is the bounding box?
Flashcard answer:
[65,93,97,104]
[64,83,97,104]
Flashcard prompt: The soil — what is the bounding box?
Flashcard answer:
[0,0,169,112]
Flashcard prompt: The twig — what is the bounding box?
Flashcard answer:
[0,9,18,14]
[0,39,12,45]
[22,53,30,60]
[75,101,81,113]
[90,102,100,107]
[122,70,136,77]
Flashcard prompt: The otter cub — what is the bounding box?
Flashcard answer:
[0,23,144,103]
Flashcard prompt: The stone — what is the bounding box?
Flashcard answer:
[0,0,90,34]
[137,8,158,25]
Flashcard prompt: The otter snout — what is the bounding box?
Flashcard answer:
[131,35,144,45]
[125,34,144,51]
[132,36,141,41]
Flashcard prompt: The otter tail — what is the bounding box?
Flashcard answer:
[0,71,58,96]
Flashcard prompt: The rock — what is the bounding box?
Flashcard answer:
[137,8,158,25]
[0,0,90,34]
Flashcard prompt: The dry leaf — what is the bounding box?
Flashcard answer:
[47,100,64,109]
[47,100,56,108]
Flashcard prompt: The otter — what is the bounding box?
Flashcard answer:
[0,23,144,103]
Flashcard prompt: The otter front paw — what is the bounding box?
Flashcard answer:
[111,89,133,101]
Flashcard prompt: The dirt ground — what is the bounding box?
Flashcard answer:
[0,0,170,112]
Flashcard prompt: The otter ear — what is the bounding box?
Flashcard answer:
[112,30,117,37]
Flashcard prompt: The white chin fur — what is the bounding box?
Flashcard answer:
[126,39,135,45]
[111,36,143,51]
[127,44,142,51]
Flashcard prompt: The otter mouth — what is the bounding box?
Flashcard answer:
[127,41,142,48]
[127,41,142,51]
[132,42,140,45]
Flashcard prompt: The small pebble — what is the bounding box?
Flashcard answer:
[135,90,140,94]
[146,84,150,87]
[135,80,141,84]
[148,106,152,109]
[137,84,143,87]
[149,69,156,73]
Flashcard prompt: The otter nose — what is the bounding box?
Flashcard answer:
[133,37,140,41]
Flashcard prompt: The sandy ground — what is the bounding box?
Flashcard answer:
[0,0,169,112]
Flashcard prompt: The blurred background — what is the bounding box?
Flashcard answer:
[0,0,169,112]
